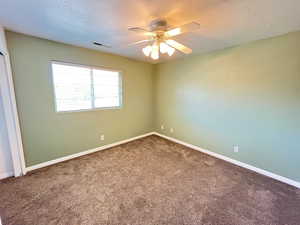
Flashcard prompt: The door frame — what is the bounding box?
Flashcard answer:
[0,26,26,177]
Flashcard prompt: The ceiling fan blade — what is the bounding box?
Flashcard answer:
[165,40,192,54]
[128,27,155,36]
[165,22,200,38]
[128,39,151,46]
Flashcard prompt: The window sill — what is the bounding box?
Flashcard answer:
[55,106,122,114]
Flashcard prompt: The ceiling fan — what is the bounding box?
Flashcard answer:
[128,19,200,60]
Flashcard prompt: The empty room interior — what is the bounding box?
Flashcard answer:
[1,0,300,224]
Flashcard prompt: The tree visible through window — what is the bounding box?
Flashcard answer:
[51,62,122,112]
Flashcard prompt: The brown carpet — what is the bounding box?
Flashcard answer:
[1,135,300,225]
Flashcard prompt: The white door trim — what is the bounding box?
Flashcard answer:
[0,171,14,180]
[0,26,26,177]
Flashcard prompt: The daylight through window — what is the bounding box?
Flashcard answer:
[51,62,122,112]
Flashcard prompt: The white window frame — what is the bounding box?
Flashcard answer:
[50,61,123,113]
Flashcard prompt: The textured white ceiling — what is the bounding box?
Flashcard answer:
[1,0,300,63]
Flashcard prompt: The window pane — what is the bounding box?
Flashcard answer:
[95,97,120,108]
[93,69,120,108]
[52,63,92,111]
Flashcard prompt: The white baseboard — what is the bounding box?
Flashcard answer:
[25,132,155,173]
[153,132,300,189]
[24,131,300,189]
[0,170,14,180]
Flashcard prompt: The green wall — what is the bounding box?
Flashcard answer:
[7,30,300,182]
[154,31,300,182]
[6,31,154,166]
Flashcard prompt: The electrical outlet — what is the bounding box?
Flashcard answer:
[170,128,174,133]
[161,125,164,130]
[100,135,105,141]
[233,145,239,153]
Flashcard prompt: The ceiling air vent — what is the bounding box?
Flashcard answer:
[93,42,111,48]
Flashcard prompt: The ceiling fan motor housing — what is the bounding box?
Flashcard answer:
[150,19,168,31]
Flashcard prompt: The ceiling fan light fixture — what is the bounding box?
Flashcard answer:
[129,19,199,60]
[142,45,152,56]
[159,42,169,54]
[151,42,159,60]
[167,46,175,56]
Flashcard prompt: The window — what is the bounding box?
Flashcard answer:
[51,62,122,112]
